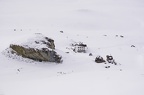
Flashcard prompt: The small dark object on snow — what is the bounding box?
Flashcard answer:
[35,41,39,44]
[14,29,16,31]
[106,55,113,61]
[131,45,135,47]
[95,56,106,63]
[105,66,110,68]
[106,55,117,65]
[17,69,20,72]
[120,35,124,38]
[89,53,93,56]
[65,52,69,54]
[116,35,118,37]
[60,31,63,33]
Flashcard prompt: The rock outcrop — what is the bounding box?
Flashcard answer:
[8,34,62,63]
[95,56,106,63]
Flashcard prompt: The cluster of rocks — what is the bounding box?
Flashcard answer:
[95,56,106,63]
[103,35,124,38]
[115,35,124,38]
[95,55,117,65]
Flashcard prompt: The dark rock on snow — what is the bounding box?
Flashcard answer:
[95,55,117,65]
[131,45,135,47]
[60,31,63,33]
[95,56,106,63]
[106,55,117,65]
[105,66,110,68]
[89,53,93,56]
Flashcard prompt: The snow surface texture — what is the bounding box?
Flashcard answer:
[0,0,144,95]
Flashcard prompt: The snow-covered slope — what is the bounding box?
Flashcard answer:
[0,0,144,95]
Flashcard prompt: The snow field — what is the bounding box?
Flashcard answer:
[0,0,144,95]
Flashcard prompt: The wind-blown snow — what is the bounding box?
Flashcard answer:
[0,0,144,95]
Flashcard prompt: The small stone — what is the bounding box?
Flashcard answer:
[60,31,63,33]
[131,45,135,47]
[89,53,93,56]
[105,66,110,68]
[120,35,124,38]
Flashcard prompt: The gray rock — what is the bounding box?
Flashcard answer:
[106,55,117,65]
[9,34,62,63]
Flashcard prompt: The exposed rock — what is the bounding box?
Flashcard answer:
[95,55,118,66]
[95,56,106,63]
[120,35,124,38]
[44,37,55,49]
[106,55,117,65]
[65,52,69,54]
[105,66,110,68]
[60,31,63,33]
[89,53,93,56]
[131,45,135,47]
[8,34,62,63]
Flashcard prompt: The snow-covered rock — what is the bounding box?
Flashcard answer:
[6,34,62,63]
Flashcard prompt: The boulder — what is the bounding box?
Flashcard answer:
[8,34,62,63]
[106,55,117,65]
[95,56,106,63]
